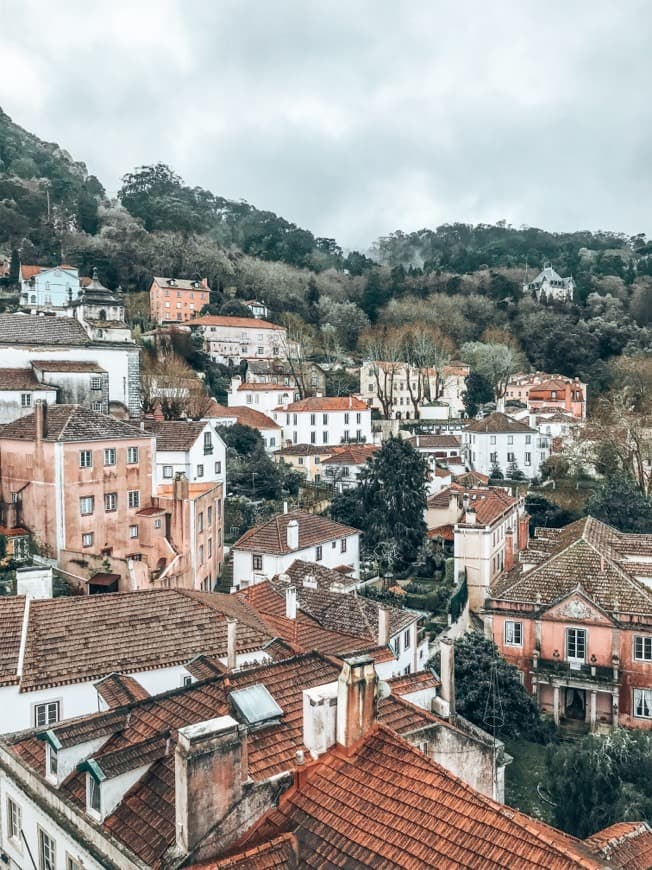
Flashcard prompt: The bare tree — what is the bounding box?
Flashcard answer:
[398,324,454,418]
[280,314,318,399]
[361,326,403,418]
[141,352,212,420]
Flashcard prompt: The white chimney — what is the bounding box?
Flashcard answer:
[439,637,456,720]
[286,519,299,551]
[226,617,237,671]
[496,396,505,413]
[303,681,338,758]
[377,606,391,647]
[286,585,297,620]
[283,500,288,514]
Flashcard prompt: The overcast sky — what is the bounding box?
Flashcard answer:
[1,1,650,250]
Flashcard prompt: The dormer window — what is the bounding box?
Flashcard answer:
[87,772,102,817]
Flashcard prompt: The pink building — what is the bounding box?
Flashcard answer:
[486,517,652,732]
[506,372,587,420]
[0,403,223,593]
[149,275,209,324]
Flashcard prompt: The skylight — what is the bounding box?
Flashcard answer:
[230,684,283,726]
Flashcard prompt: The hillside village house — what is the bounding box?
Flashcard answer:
[273,395,372,446]
[486,517,652,733]
[273,443,333,482]
[149,275,210,324]
[30,360,110,414]
[321,444,378,491]
[227,377,296,414]
[144,420,227,489]
[0,404,224,593]
[1,651,649,870]
[204,400,282,453]
[463,411,551,479]
[506,371,587,420]
[245,298,269,318]
[19,264,83,311]
[69,268,132,343]
[523,263,575,302]
[0,314,141,418]
[244,357,327,396]
[231,509,360,590]
[0,589,282,733]
[190,314,287,365]
[0,368,57,424]
[360,361,469,419]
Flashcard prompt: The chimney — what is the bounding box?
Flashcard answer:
[226,617,237,671]
[518,511,530,551]
[439,637,456,720]
[175,715,248,853]
[465,497,476,526]
[34,400,47,442]
[285,585,297,620]
[303,681,338,758]
[504,528,514,572]
[283,500,288,514]
[173,472,189,501]
[377,606,390,647]
[496,396,505,413]
[336,655,377,750]
[286,519,299,551]
[564,382,572,411]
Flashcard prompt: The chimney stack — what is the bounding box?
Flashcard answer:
[504,528,514,572]
[336,655,377,750]
[175,715,248,853]
[226,617,237,671]
[518,511,530,551]
[303,681,338,758]
[34,400,47,442]
[285,585,297,620]
[173,472,189,501]
[377,606,390,647]
[439,637,456,720]
[286,518,299,551]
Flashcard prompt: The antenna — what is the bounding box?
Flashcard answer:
[482,658,504,800]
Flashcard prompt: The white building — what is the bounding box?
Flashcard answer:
[462,412,551,480]
[19,264,82,311]
[146,420,227,488]
[231,509,361,590]
[360,361,469,420]
[523,264,575,302]
[227,377,296,414]
[190,315,287,365]
[272,396,372,447]
[321,444,378,491]
[0,314,140,418]
[0,589,277,734]
[0,369,57,424]
[204,400,282,454]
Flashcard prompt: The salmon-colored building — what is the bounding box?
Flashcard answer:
[149,275,210,324]
[485,517,652,732]
[506,372,587,420]
[0,403,223,593]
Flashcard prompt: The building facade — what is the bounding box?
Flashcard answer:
[463,412,551,480]
[19,264,82,311]
[190,315,287,365]
[149,276,210,324]
[272,396,372,447]
[523,264,575,302]
[360,361,469,420]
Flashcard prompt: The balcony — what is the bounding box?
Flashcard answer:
[534,657,617,687]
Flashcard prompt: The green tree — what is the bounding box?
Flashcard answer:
[462,371,494,417]
[545,730,652,838]
[429,632,553,742]
[586,476,652,533]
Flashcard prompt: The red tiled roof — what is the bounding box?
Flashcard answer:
[95,673,151,707]
[0,597,26,687]
[321,445,377,465]
[0,368,57,391]
[406,434,461,450]
[152,276,208,291]
[585,822,652,869]
[145,420,207,451]
[233,510,359,554]
[465,412,536,434]
[463,488,517,525]
[454,470,490,486]
[248,724,603,869]
[31,360,106,373]
[189,833,299,869]
[19,264,43,280]
[205,401,281,429]
[386,671,441,694]
[190,315,282,330]
[236,382,289,391]
[281,396,367,412]
[428,524,455,541]
[0,405,143,442]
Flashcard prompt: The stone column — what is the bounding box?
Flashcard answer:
[590,691,597,731]
[553,685,560,725]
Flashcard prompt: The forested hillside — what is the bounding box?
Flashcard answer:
[0,107,649,398]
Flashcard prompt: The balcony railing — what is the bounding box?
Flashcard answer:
[534,658,617,686]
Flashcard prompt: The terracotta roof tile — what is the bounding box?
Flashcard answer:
[152,276,208,291]
[585,822,652,869]
[145,420,207,451]
[465,412,536,434]
[320,445,378,465]
[233,510,359,555]
[95,673,151,708]
[189,833,298,869]
[0,314,90,346]
[386,671,441,694]
[19,264,44,280]
[190,315,282,330]
[206,401,281,429]
[0,597,26,686]
[406,434,461,450]
[0,368,57,390]
[0,405,144,442]
[281,396,367,412]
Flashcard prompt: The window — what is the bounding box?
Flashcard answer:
[21,392,32,407]
[253,554,263,571]
[507,435,514,445]
[490,451,498,463]
[356,412,361,424]
[129,525,138,539]
[298,456,304,466]
[34,701,60,728]
[79,449,92,468]
[198,512,204,532]
[392,636,400,655]
[214,460,222,474]
[316,545,323,560]
[127,446,139,464]
[7,796,21,842]
[507,452,515,462]
[39,827,56,870]
[82,532,94,548]
[310,431,316,444]
[634,636,652,661]
[404,628,411,649]
[197,464,204,478]
[80,496,94,516]
[344,412,350,424]
[203,432,213,454]
[47,744,58,779]
[490,435,496,444]
[199,545,204,565]
[91,402,102,412]
[104,492,117,512]
[310,413,316,426]
[323,431,328,443]
[208,538,212,558]
[90,376,102,390]
[634,688,652,719]
[154,518,162,529]
[88,773,101,815]
[183,675,193,687]
[66,855,83,870]
[293,413,298,425]
[504,620,522,646]
[340,538,347,553]
[104,448,116,466]
[525,435,532,445]
[207,506,212,525]
[323,413,328,425]
[163,465,173,478]
[257,346,264,355]
[524,452,531,465]
[128,490,140,509]
[566,628,586,663]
